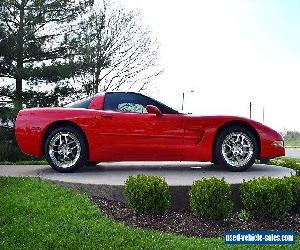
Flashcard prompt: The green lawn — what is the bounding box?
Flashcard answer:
[285,140,300,148]
[0,177,295,249]
[269,157,300,175]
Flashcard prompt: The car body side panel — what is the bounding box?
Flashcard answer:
[15,93,285,162]
[248,120,285,158]
[15,110,35,156]
[92,111,184,161]
[182,116,216,161]
[16,108,185,161]
[15,108,98,158]
[181,115,285,161]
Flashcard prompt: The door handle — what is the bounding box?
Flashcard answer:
[101,114,113,119]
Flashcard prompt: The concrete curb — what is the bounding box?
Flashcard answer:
[52,180,244,211]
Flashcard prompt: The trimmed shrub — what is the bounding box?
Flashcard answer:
[189,177,233,220]
[0,126,15,143]
[285,176,300,213]
[124,175,171,214]
[240,177,294,218]
[0,143,33,162]
[0,126,34,162]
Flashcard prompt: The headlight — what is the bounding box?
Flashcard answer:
[272,141,284,148]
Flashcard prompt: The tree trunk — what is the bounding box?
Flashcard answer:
[15,67,23,110]
[15,1,25,110]
[94,16,102,94]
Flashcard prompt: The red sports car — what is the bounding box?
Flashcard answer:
[15,92,285,172]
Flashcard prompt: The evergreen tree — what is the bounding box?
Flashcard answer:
[0,0,93,108]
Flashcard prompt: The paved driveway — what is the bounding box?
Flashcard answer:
[0,162,294,186]
[286,149,300,158]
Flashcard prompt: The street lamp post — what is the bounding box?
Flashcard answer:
[181,92,185,111]
[181,90,194,111]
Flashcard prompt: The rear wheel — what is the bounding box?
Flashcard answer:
[214,126,258,171]
[44,126,87,173]
[85,161,100,166]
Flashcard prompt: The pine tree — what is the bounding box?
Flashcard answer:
[0,0,93,108]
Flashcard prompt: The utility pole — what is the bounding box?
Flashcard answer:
[249,102,252,119]
[262,106,265,123]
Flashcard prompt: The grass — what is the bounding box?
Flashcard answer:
[285,140,300,148]
[269,157,300,175]
[0,177,295,249]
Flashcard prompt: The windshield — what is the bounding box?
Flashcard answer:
[147,96,181,114]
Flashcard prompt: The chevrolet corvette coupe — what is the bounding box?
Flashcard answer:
[15,92,285,172]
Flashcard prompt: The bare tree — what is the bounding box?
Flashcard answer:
[69,1,162,95]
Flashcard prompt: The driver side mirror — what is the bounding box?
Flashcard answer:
[146,105,163,116]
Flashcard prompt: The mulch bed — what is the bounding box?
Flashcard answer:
[90,196,300,237]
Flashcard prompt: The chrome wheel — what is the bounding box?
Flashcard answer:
[49,132,81,169]
[221,132,254,167]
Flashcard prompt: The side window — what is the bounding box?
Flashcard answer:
[103,92,179,114]
[117,103,147,113]
[104,92,149,114]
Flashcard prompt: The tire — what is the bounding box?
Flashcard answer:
[260,158,270,164]
[214,125,258,172]
[85,161,100,166]
[44,126,87,173]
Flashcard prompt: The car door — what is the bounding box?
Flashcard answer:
[145,113,184,160]
[94,92,184,161]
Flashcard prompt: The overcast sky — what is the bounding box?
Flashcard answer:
[122,0,300,132]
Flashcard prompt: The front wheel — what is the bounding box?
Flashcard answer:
[44,126,87,173]
[214,126,258,171]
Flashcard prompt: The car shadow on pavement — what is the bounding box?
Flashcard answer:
[76,163,270,173]
[36,163,282,175]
